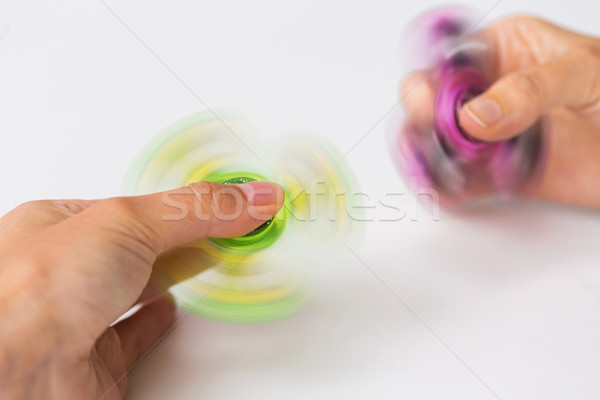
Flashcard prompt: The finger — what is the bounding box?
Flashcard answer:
[94,328,128,398]
[0,199,95,248]
[112,295,176,369]
[485,16,599,78]
[136,245,217,304]
[459,46,600,141]
[399,71,436,131]
[78,180,285,256]
[135,282,163,304]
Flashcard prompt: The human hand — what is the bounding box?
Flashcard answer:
[0,180,284,399]
[402,16,600,207]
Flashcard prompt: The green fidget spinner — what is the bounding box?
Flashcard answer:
[124,110,360,323]
[209,173,288,253]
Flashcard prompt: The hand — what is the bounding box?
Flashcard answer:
[402,16,600,207]
[0,180,284,399]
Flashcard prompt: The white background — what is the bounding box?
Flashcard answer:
[2,1,600,399]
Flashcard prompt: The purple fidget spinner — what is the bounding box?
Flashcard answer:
[392,7,547,206]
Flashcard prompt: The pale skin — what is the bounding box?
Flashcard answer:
[1,15,600,400]
[402,16,600,207]
[0,180,284,399]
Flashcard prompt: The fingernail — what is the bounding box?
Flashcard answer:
[464,98,502,127]
[238,181,280,206]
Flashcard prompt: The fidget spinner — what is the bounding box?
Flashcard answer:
[391,6,547,206]
[124,110,360,323]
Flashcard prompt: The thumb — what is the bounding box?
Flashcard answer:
[459,46,600,141]
[107,180,286,254]
[64,180,285,260]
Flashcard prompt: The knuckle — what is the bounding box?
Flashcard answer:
[491,16,553,58]
[496,16,547,33]
[188,180,218,198]
[98,197,139,221]
[186,180,217,217]
[186,180,243,220]
[10,200,67,225]
[14,200,52,215]
[47,199,92,215]
[513,16,546,28]
[10,200,92,224]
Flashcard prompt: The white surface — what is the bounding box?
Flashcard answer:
[1,1,600,399]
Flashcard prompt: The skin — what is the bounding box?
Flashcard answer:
[0,180,284,399]
[402,16,600,207]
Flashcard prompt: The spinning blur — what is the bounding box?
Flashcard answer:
[125,111,360,323]
[392,6,547,206]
